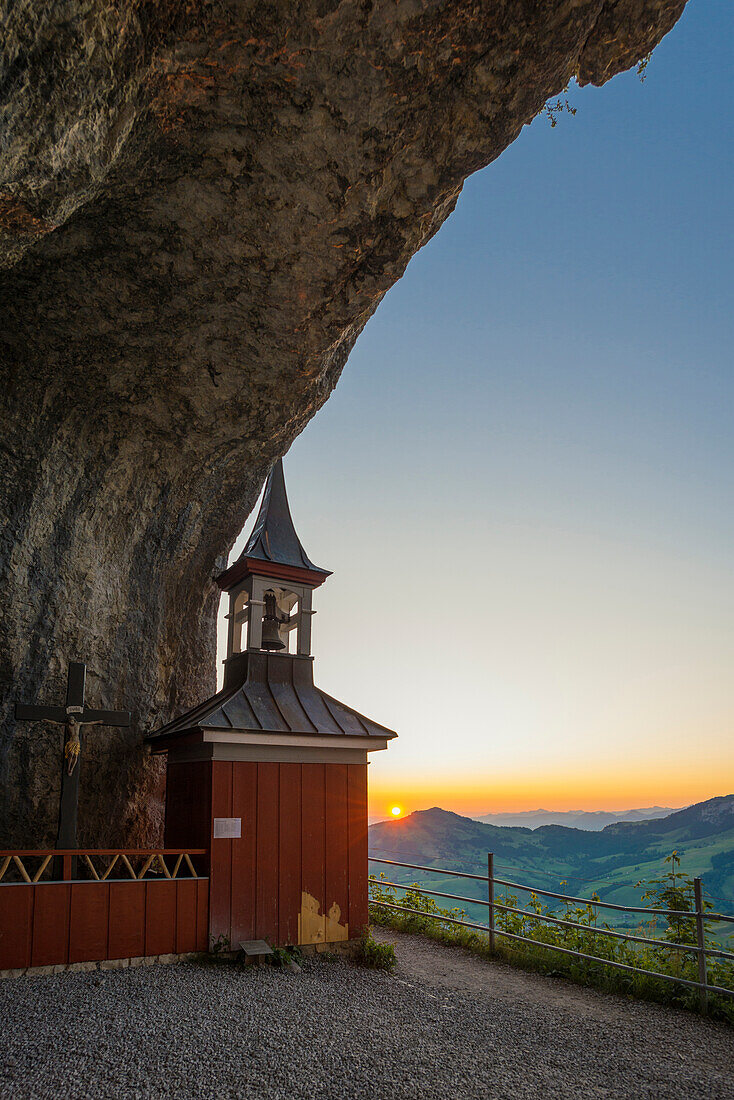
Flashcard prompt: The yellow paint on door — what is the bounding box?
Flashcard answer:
[298,892,349,945]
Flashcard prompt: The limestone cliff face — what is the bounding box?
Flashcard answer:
[0,0,687,846]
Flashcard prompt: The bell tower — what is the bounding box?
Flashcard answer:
[217,458,331,674]
[148,455,396,953]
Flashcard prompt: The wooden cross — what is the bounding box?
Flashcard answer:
[15,661,131,850]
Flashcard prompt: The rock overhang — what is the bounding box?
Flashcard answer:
[0,0,689,846]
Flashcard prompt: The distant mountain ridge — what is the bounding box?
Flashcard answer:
[474,806,679,831]
[368,795,734,910]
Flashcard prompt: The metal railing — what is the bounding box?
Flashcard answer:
[368,854,734,1011]
[0,849,208,883]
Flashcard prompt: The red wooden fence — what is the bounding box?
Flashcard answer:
[0,850,209,970]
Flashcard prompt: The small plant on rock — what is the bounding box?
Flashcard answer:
[209,933,231,957]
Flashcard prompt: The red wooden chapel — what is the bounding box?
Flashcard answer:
[147,459,396,951]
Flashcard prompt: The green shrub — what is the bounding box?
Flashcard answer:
[268,945,303,968]
[355,931,396,971]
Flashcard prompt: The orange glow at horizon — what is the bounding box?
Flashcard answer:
[368,768,733,819]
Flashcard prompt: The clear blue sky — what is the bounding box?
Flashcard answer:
[220,1,734,816]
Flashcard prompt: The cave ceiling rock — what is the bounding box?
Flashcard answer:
[0,0,688,846]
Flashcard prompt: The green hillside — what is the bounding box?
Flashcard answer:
[368,795,734,932]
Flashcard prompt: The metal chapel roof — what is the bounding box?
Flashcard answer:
[146,652,396,745]
[239,458,330,575]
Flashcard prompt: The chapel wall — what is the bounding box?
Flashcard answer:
[202,760,368,950]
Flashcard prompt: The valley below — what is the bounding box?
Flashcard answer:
[368,796,734,937]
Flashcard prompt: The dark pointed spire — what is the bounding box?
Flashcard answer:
[239,458,330,575]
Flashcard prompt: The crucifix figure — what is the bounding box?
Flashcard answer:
[15,661,131,850]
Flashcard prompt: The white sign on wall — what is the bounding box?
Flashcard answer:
[213,817,242,839]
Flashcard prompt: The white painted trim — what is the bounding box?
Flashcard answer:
[201,729,387,752]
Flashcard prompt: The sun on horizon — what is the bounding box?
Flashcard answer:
[390,805,403,817]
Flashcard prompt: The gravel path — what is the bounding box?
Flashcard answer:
[1,930,732,1100]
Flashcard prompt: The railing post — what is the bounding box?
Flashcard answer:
[487,853,495,953]
[693,877,708,1013]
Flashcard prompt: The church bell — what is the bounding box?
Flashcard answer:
[261,591,286,651]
